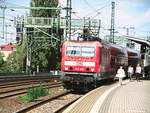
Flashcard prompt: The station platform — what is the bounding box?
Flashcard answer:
[63,79,150,113]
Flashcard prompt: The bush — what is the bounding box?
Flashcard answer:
[19,85,49,103]
[19,85,66,103]
[19,95,33,103]
[27,85,49,100]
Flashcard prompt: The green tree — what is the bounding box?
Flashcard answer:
[0,52,6,72]
[4,42,27,73]
[5,52,17,72]
[0,52,4,66]
[30,0,59,17]
[1,0,61,73]
[29,0,61,72]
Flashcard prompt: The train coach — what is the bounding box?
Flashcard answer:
[108,43,128,76]
[60,40,140,91]
[127,48,140,67]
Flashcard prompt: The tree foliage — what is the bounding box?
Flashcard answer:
[29,0,61,72]
[4,42,27,73]
[0,0,61,73]
[0,52,5,72]
[30,0,59,17]
[0,52,4,66]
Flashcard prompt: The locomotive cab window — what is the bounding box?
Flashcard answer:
[81,46,95,57]
[0,47,5,50]
[66,46,95,57]
[66,46,80,56]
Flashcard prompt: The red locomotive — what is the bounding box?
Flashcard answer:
[61,40,140,90]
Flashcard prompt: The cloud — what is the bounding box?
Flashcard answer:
[58,0,149,37]
[130,8,150,29]
[117,0,143,8]
[116,10,136,27]
[58,0,67,7]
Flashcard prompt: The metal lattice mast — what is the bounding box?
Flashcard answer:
[65,0,72,41]
[26,30,32,74]
[0,6,6,39]
[110,1,115,43]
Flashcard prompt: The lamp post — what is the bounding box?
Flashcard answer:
[123,27,135,48]
[5,24,11,44]
[5,8,15,44]
[2,6,6,39]
[123,26,135,36]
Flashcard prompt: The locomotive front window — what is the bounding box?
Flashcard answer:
[81,46,95,57]
[66,46,95,57]
[66,46,80,56]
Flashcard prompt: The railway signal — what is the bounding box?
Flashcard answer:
[141,44,147,59]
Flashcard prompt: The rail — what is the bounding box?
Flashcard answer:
[15,90,71,113]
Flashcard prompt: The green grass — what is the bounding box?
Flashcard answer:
[19,85,66,103]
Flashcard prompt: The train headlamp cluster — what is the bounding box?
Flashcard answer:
[64,61,95,67]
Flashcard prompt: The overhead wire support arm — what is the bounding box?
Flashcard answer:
[110,1,115,43]
[2,6,6,39]
[65,0,72,41]
[0,6,62,10]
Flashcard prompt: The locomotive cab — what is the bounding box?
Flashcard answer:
[61,41,100,73]
[61,41,102,90]
[60,41,110,90]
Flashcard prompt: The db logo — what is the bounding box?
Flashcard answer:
[77,62,82,66]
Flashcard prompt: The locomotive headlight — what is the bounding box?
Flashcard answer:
[64,61,76,66]
[91,68,94,72]
[65,67,68,70]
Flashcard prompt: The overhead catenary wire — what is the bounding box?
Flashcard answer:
[83,0,98,13]
[0,31,14,34]
[91,12,101,19]
[83,0,111,17]
[4,1,29,8]
[72,12,82,19]
[0,1,62,42]
[1,1,29,14]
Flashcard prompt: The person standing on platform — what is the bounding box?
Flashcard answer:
[116,66,126,85]
[128,65,134,81]
[135,64,142,82]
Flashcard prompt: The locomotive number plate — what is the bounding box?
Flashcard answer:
[77,62,83,66]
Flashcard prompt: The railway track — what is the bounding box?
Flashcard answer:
[54,96,81,113]
[0,74,119,113]
[0,75,60,83]
[0,80,47,89]
[0,82,63,99]
[0,75,61,99]
[15,90,82,113]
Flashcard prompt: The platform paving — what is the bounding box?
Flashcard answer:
[63,80,150,113]
[99,80,150,113]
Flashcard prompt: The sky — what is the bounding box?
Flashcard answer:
[0,0,150,44]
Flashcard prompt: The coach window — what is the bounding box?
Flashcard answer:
[117,57,120,65]
[100,48,104,65]
[111,56,115,66]
[99,47,102,63]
